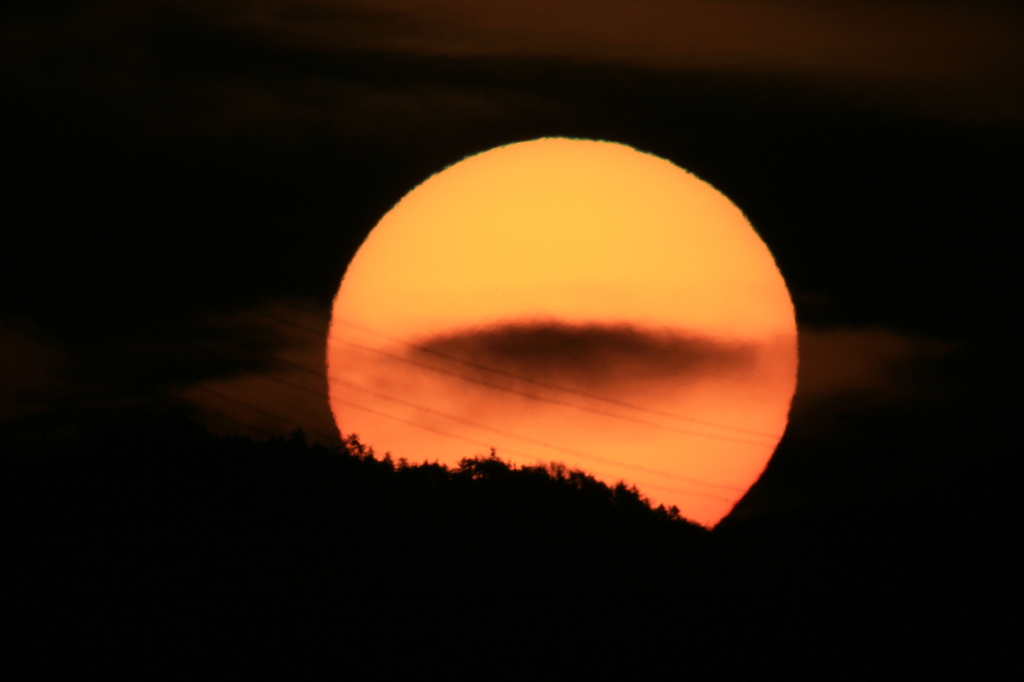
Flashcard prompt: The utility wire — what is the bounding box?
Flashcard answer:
[193,383,339,444]
[275,300,778,436]
[256,310,776,449]
[244,355,737,499]
[330,375,743,493]
[0,321,739,503]
[202,323,739,500]
[326,392,732,503]
[332,315,779,436]
[201,404,288,440]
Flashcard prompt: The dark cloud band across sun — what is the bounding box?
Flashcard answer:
[414,322,758,391]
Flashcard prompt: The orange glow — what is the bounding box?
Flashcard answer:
[328,138,797,527]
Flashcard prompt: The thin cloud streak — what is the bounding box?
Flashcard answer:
[230,0,1024,121]
[5,1,1022,125]
[174,300,340,445]
[0,323,70,423]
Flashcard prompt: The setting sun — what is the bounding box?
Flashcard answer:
[327,138,797,527]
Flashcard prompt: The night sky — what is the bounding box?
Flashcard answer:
[3,4,1021,669]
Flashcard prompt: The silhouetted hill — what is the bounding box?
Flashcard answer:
[3,412,1014,676]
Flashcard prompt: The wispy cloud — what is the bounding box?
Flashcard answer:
[785,325,959,445]
[173,299,341,444]
[0,322,70,422]
[209,0,1024,122]
[797,326,955,406]
[4,0,1022,128]
[0,300,340,444]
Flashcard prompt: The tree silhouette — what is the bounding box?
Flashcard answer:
[2,410,1008,676]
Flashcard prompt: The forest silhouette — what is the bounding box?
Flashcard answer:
[4,411,1011,675]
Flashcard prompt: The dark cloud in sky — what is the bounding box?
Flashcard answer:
[4,0,1023,136]
[242,0,1024,122]
[414,322,759,392]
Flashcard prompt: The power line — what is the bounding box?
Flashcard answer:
[255,310,776,449]
[272,301,779,437]
[328,394,733,503]
[0,320,740,504]
[337,336,772,448]
[201,405,287,439]
[222,330,740,499]
[332,314,779,437]
[193,383,339,444]
[250,360,740,496]
[330,375,744,493]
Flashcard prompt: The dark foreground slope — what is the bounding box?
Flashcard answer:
[4,413,1013,675]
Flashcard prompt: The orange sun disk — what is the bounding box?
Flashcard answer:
[327,138,797,527]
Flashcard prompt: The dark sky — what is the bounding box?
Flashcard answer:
[2,0,1020,520]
